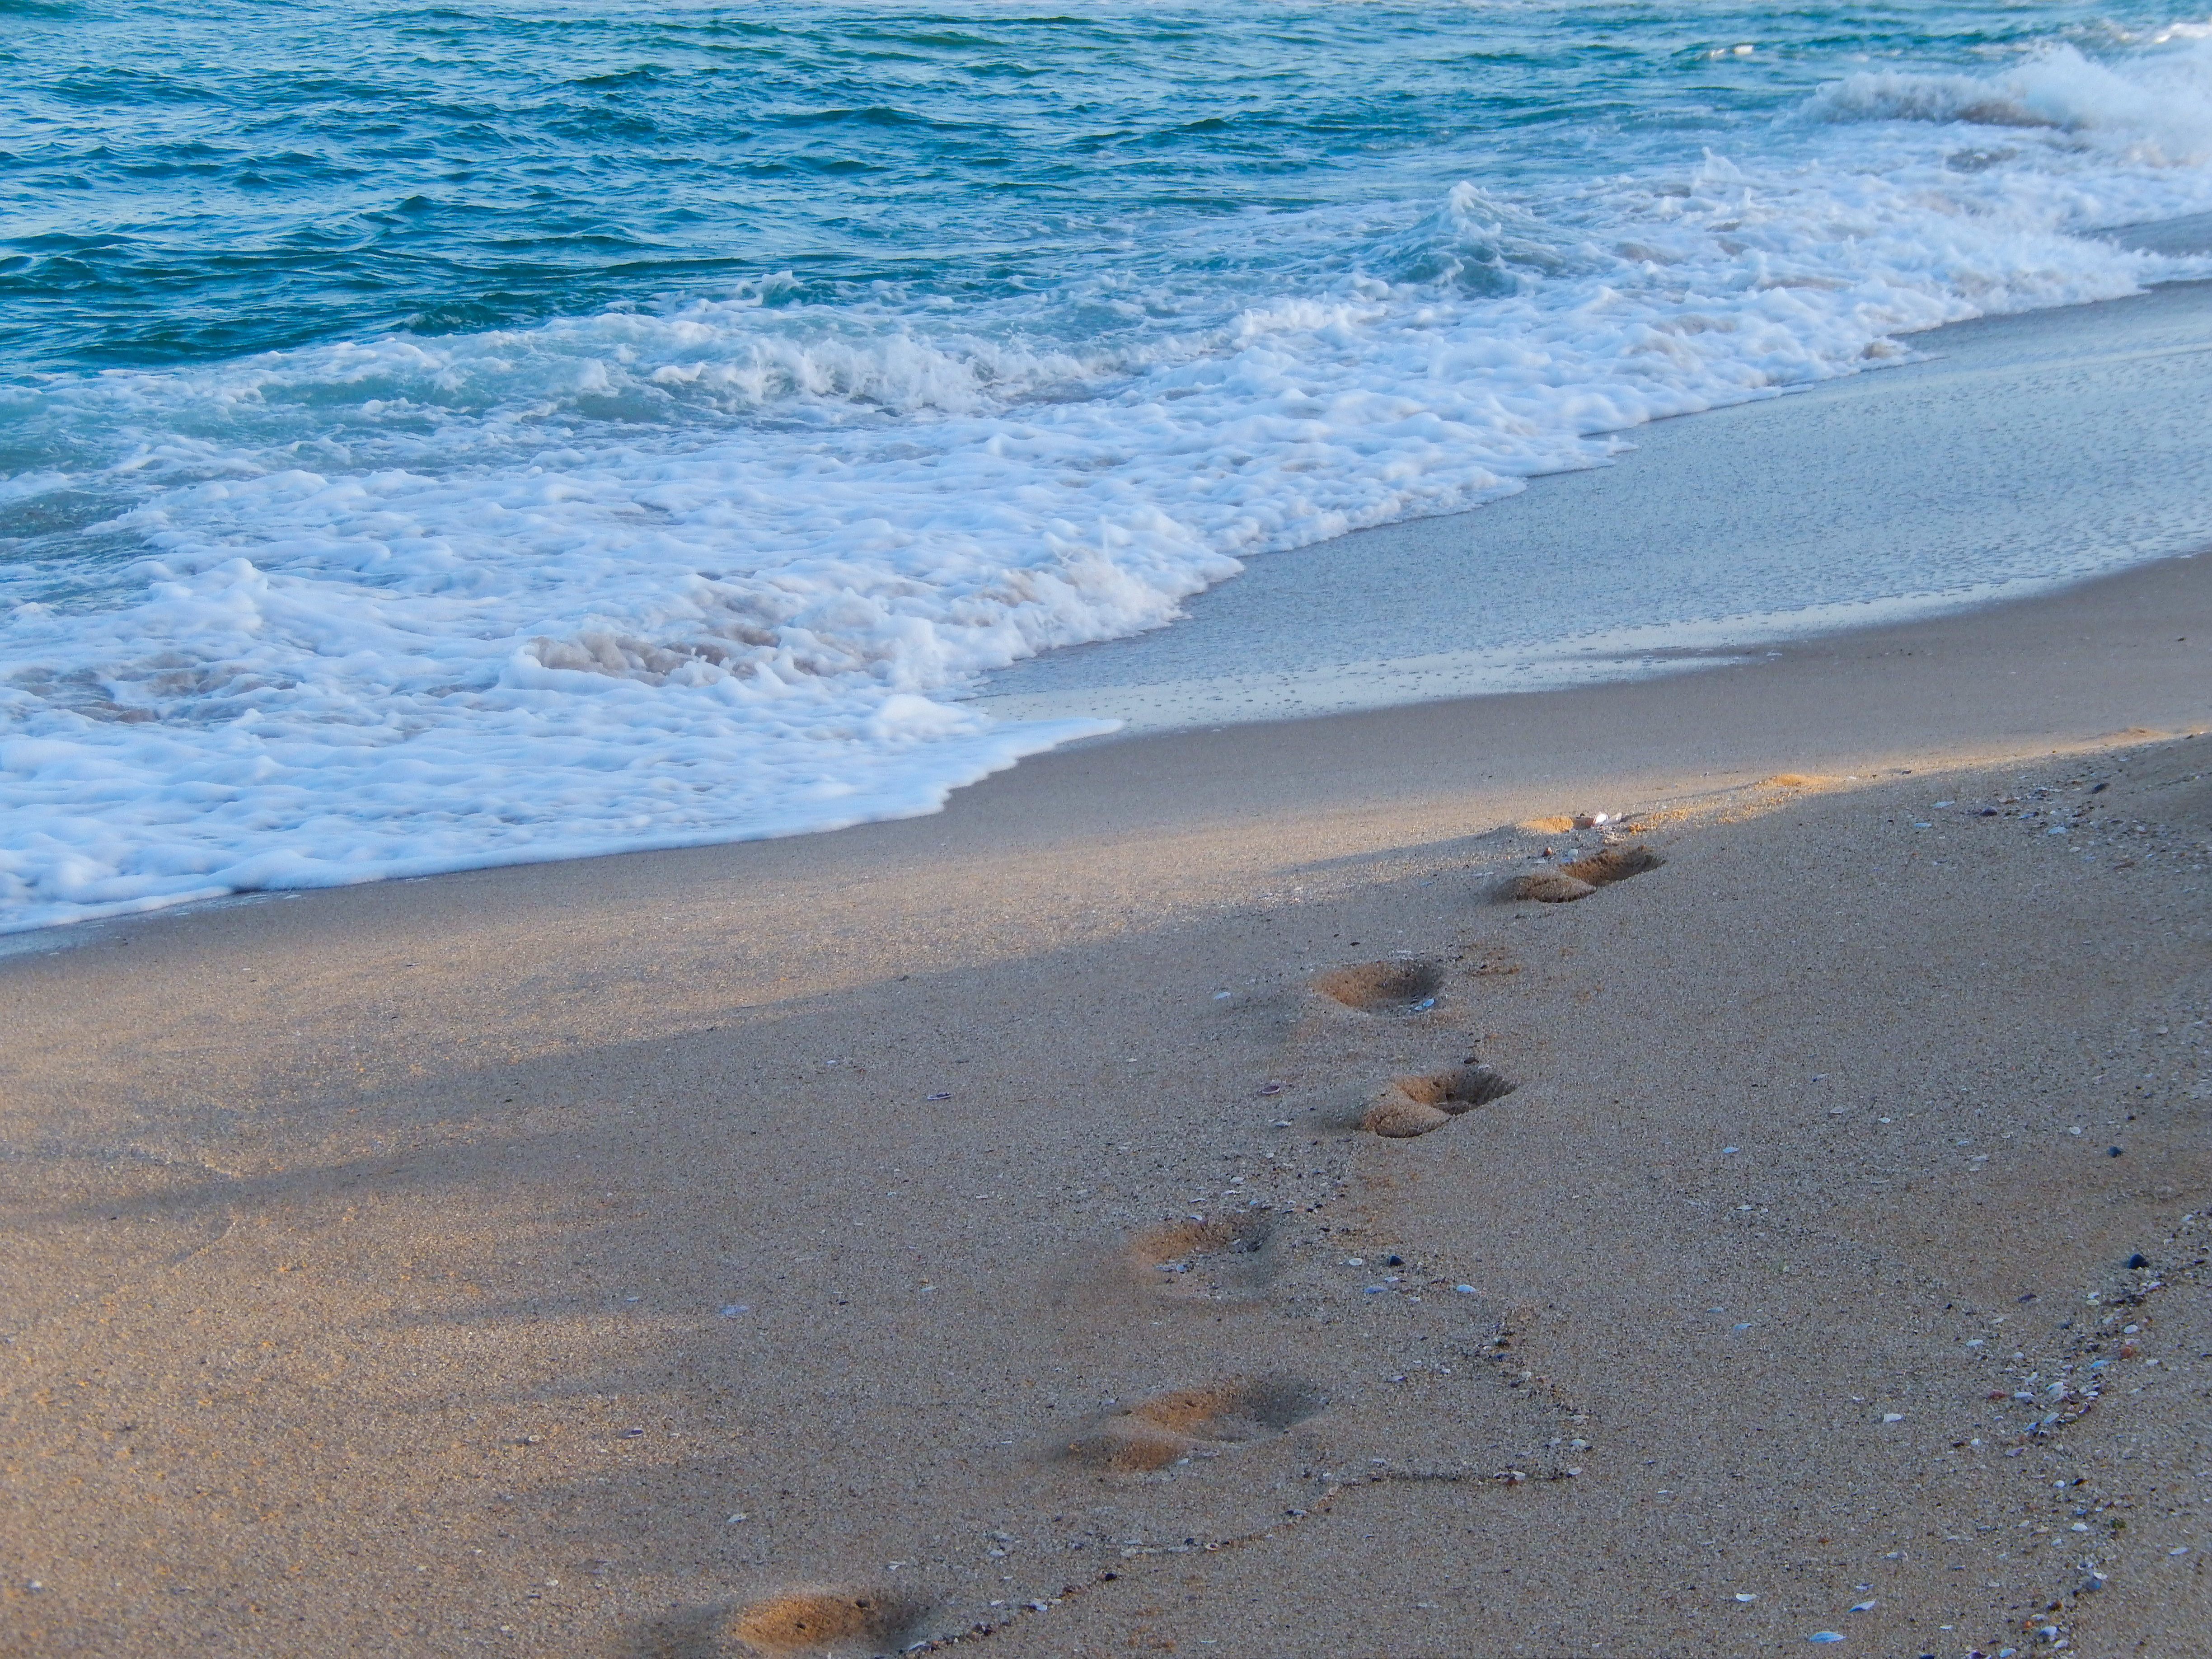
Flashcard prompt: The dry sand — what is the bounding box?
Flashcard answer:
[4,554,2210,1658]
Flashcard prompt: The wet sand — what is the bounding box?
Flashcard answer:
[4,547,2209,1657]
[972,280,2212,735]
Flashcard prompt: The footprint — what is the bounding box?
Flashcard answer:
[1128,1211,1277,1295]
[1066,1375,1326,1472]
[1506,843,1662,903]
[1362,1060,1518,1138]
[1570,844,1664,886]
[1312,959,1445,1012]
[1505,869,1595,903]
[726,1587,929,1657]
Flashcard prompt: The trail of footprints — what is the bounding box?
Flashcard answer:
[712,847,1664,1654]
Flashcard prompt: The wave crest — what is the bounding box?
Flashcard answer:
[1804,42,2212,163]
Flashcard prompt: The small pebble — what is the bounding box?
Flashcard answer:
[926,1092,951,1101]
[1809,1635,1845,1645]
[2108,1145,2124,1157]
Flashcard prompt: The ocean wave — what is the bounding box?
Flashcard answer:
[10,8,2212,930]
[1804,38,2212,165]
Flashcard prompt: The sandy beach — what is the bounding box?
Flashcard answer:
[24,5,2212,1654]
[5,523,2209,1657]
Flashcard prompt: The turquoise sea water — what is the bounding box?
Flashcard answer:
[7,2,2212,929]
[5,1,2203,370]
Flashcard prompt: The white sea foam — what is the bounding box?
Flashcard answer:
[1805,40,2212,161]
[10,33,2212,931]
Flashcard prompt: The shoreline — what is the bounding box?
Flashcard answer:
[15,273,2212,942]
[11,540,2205,970]
[972,276,2212,736]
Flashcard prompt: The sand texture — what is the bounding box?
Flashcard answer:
[4,558,2210,1657]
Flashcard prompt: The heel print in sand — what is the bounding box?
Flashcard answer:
[1126,1211,1278,1297]
[720,1585,930,1657]
[1362,1059,1518,1138]
[1311,958,1445,1012]
[1506,842,1663,903]
[1065,1374,1326,1472]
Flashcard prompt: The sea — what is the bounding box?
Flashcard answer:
[9,0,2212,933]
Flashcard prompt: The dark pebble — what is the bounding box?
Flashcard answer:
[2108,1146,2124,1157]
[2128,1253,2149,1270]
[1385,1254,1404,1267]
